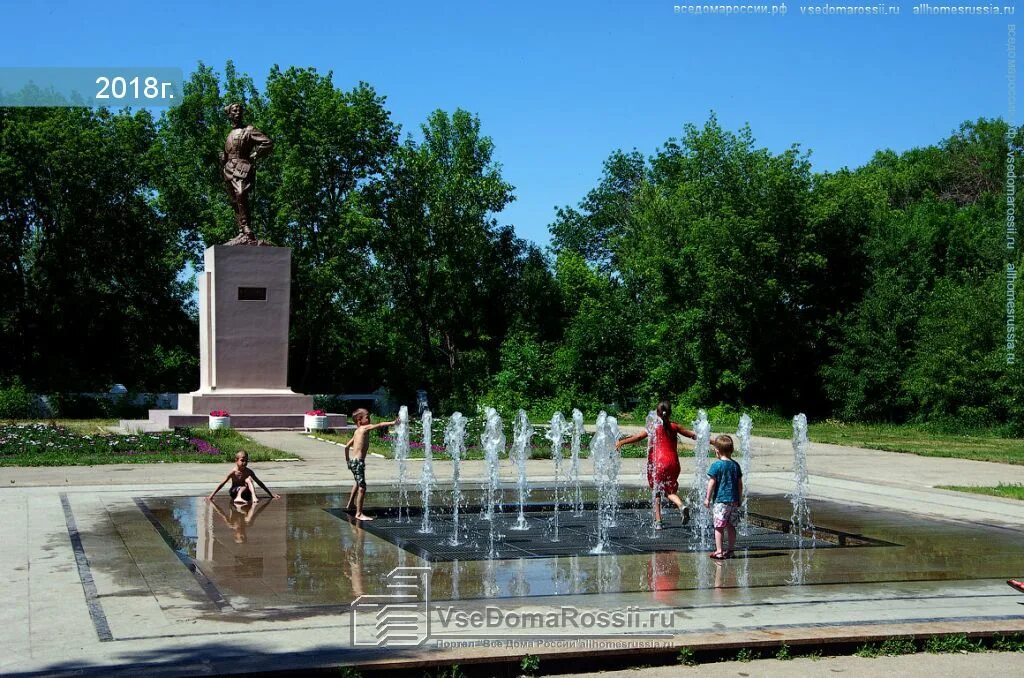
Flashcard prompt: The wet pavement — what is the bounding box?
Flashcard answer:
[2,430,1024,676]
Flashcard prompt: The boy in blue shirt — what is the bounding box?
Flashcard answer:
[704,435,743,559]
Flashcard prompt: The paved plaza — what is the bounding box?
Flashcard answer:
[2,430,1023,675]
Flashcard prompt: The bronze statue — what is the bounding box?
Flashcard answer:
[221,102,273,245]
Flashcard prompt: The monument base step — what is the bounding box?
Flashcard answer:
[177,391,314,415]
[120,411,349,432]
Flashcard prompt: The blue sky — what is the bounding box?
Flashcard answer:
[1,1,1015,246]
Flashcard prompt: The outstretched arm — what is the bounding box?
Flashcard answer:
[615,431,648,449]
[208,473,232,501]
[368,419,398,431]
[677,425,698,441]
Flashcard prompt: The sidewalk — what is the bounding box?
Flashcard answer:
[2,428,1023,676]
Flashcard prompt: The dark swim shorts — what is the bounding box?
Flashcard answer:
[347,458,366,488]
[229,484,252,502]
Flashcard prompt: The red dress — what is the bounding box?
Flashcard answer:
[647,422,683,495]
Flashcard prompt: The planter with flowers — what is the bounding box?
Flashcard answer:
[304,409,328,432]
[209,410,231,430]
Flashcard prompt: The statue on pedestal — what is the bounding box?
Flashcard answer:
[221,102,273,245]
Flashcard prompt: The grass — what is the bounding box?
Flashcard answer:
[774,422,1024,466]
[633,411,1024,466]
[577,406,1024,466]
[855,637,918,657]
[0,420,294,466]
[923,633,984,654]
[310,415,595,461]
[938,483,1024,500]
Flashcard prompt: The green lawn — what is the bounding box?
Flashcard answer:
[309,424,596,460]
[752,422,1024,466]
[938,483,1024,500]
[0,420,294,466]
[617,411,1024,465]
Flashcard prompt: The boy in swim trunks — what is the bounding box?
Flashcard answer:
[207,451,281,505]
[616,400,699,529]
[705,434,743,559]
[343,408,397,521]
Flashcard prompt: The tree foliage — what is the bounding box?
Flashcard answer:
[0,65,1018,430]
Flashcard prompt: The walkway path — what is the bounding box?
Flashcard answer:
[2,427,1023,676]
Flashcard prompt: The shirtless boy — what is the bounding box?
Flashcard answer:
[343,409,397,521]
[207,451,281,505]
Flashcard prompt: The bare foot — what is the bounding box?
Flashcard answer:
[355,513,374,521]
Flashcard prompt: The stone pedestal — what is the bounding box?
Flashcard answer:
[182,245,312,414]
[122,245,347,431]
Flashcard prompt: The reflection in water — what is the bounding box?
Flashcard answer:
[597,553,621,594]
[137,492,1024,611]
[347,523,365,598]
[788,546,815,586]
[208,498,271,544]
[199,497,285,594]
[512,557,530,597]
[570,555,583,595]
[695,546,713,590]
[451,559,461,600]
[483,557,500,598]
[647,552,680,603]
[712,558,738,589]
[737,549,750,588]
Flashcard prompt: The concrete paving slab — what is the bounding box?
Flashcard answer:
[2,426,1024,675]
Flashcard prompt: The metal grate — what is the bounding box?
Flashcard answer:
[325,503,881,562]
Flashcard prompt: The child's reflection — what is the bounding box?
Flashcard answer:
[347,523,366,598]
[647,552,680,603]
[209,497,271,544]
[713,558,738,590]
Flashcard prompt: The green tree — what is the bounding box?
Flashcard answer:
[0,105,195,391]
[369,109,520,407]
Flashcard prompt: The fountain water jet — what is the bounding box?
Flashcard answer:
[788,413,815,547]
[570,408,585,515]
[545,411,568,542]
[418,409,435,534]
[644,410,660,538]
[481,407,504,521]
[510,410,534,531]
[689,409,713,549]
[445,412,467,546]
[392,406,410,522]
[737,413,753,536]
[590,412,615,553]
[480,407,505,557]
[607,415,622,528]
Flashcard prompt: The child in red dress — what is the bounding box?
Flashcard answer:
[617,401,699,529]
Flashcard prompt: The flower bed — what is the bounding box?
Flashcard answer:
[0,423,226,465]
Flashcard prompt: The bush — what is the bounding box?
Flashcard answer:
[314,394,356,415]
[46,392,152,419]
[49,393,108,418]
[0,379,34,418]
